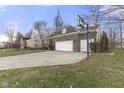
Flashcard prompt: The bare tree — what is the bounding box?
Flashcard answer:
[81,5,124,26]
[119,23,123,48]
[107,26,118,48]
[81,5,105,26]
[109,27,113,46]
[104,6,124,48]
[5,23,16,43]
[33,21,47,48]
[116,5,124,9]
[54,10,64,31]
[81,5,124,49]
[15,32,23,49]
[25,29,33,38]
[89,5,103,25]
[45,28,53,37]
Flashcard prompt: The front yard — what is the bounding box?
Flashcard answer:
[0,48,124,87]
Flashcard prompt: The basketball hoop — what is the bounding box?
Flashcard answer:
[77,15,85,29]
[77,14,90,59]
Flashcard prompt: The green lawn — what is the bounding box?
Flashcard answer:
[0,49,44,57]
[0,48,124,87]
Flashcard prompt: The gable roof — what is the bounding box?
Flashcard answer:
[51,25,99,36]
[46,30,97,40]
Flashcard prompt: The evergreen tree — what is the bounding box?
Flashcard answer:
[54,10,63,31]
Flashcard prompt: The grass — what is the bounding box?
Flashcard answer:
[0,48,123,87]
[0,49,44,57]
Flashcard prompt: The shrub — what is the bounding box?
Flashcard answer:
[90,42,101,53]
[90,31,108,53]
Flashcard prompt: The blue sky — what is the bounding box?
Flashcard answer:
[0,5,89,35]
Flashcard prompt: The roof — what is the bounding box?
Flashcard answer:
[52,25,99,36]
[22,36,31,40]
[46,30,96,39]
[46,25,99,40]
[52,30,62,36]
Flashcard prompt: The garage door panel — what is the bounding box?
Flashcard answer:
[55,41,73,51]
[80,40,87,52]
[80,39,94,52]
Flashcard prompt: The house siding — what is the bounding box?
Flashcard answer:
[73,34,80,52]
[27,38,41,48]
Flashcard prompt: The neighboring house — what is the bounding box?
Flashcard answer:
[27,36,41,48]
[20,36,30,49]
[0,42,5,48]
[26,28,52,49]
[26,29,42,48]
[0,34,30,49]
[0,41,15,49]
[0,34,9,48]
[3,42,15,48]
[46,25,101,52]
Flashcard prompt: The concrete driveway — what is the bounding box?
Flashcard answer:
[0,51,87,71]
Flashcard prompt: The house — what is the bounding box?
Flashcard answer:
[26,29,42,48]
[26,28,53,49]
[27,36,41,48]
[20,36,31,49]
[0,34,9,48]
[0,42,5,48]
[46,25,101,52]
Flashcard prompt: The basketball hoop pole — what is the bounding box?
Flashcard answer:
[77,15,89,59]
[86,24,89,59]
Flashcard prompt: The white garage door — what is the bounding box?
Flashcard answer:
[80,39,94,52]
[55,40,73,51]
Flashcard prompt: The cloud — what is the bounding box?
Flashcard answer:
[0,34,8,42]
[0,5,7,13]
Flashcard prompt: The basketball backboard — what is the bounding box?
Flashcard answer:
[77,15,85,28]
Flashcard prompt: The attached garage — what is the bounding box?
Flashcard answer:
[55,40,73,51]
[46,25,98,52]
[47,31,96,52]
